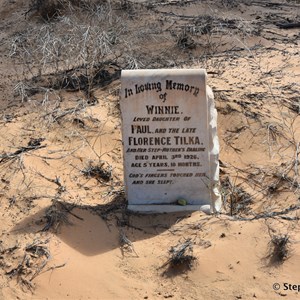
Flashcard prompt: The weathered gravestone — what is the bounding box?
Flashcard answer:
[120,69,221,213]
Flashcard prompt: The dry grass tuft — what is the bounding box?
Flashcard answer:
[161,238,196,274]
[42,201,73,232]
[221,176,252,216]
[81,161,112,183]
[177,31,196,50]
[5,239,51,291]
[267,234,291,265]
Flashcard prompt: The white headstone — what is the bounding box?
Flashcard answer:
[120,69,221,213]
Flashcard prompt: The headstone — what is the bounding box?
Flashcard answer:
[120,69,221,213]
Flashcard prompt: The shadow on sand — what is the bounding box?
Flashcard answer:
[12,194,194,257]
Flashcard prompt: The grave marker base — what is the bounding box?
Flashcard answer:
[127,204,212,214]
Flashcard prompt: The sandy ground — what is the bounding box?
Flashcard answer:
[0,0,300,299]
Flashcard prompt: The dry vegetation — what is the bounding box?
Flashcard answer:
[0,0,300,299]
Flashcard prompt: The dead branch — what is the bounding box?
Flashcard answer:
[0,138,46,164]
[29,145,82,160]
[0,244,20,255]
[34,263,66,279]
[232,205,300,221]
[36,172,66,194]
[276,23,300,29]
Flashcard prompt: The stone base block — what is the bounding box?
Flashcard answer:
[127,204,212,214]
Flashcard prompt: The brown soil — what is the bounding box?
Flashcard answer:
[0,0,300,299]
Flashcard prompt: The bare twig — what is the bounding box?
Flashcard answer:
[0,139,46,164]
[232,205,300,221]
[119,230,138,257]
